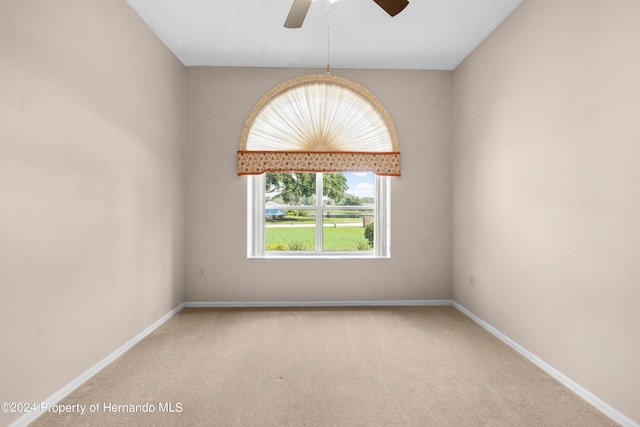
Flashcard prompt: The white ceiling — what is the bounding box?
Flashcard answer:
[126,0,523,70]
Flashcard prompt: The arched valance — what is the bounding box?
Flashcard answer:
[238,74,400,176]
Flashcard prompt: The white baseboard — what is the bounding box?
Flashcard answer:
[9,303,185,427]
[452,302,638,427]
[184,299,454,308]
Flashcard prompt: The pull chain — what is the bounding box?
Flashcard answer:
[326,0,331,74]
[327,26,331,74]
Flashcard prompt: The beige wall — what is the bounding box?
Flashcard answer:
[4,0,638,424]
[186,67,451,302]
[452,0,640,423]
[0,1,186,425]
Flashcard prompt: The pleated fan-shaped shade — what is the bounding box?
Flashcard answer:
[238,74,400,176]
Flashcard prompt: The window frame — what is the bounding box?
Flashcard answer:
[247,172,390,259]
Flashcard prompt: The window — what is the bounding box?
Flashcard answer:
[240,74,399,259]
[248,171,390,258]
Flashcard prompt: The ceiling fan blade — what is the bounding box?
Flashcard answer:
[372,0,409,17]
[284,0,313,28]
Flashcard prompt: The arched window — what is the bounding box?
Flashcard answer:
[238,74,400,176]
[239,74,399,258]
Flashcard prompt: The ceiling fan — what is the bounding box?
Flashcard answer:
[284,0,409,28]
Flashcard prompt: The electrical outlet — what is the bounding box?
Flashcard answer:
[199,268,205,277]
[470,275,475,287]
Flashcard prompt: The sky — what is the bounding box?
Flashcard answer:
[344,172,374,198]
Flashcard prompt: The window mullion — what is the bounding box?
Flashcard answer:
[315,173,323,253]
[374,174,390,257]
[374,175,381,256]
[249,174,265,257]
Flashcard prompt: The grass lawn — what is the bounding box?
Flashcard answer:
[265,226,371,251]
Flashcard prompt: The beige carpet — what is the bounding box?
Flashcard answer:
[32,306,617,426]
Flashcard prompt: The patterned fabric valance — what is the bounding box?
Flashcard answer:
[238,74,401,176]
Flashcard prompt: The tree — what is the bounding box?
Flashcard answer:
[361,197,375,204]
[265,172,348,204]
[265,172,315,204]
[340,194,363,206]
[322,173,348,203]
[364,222,374,247]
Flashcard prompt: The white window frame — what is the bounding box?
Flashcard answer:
[248,172,390,259]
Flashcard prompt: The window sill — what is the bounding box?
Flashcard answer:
[250,253,390,260]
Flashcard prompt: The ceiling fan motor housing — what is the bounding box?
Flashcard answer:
[285,0,409,28]
[373,0,410,17]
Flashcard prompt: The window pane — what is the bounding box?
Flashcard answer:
[265,172,316,206]
[322,210,374,251]
[265,209,316,252]
[322,171,375,251]
[322,172,347,206]
[322,172,375,207]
